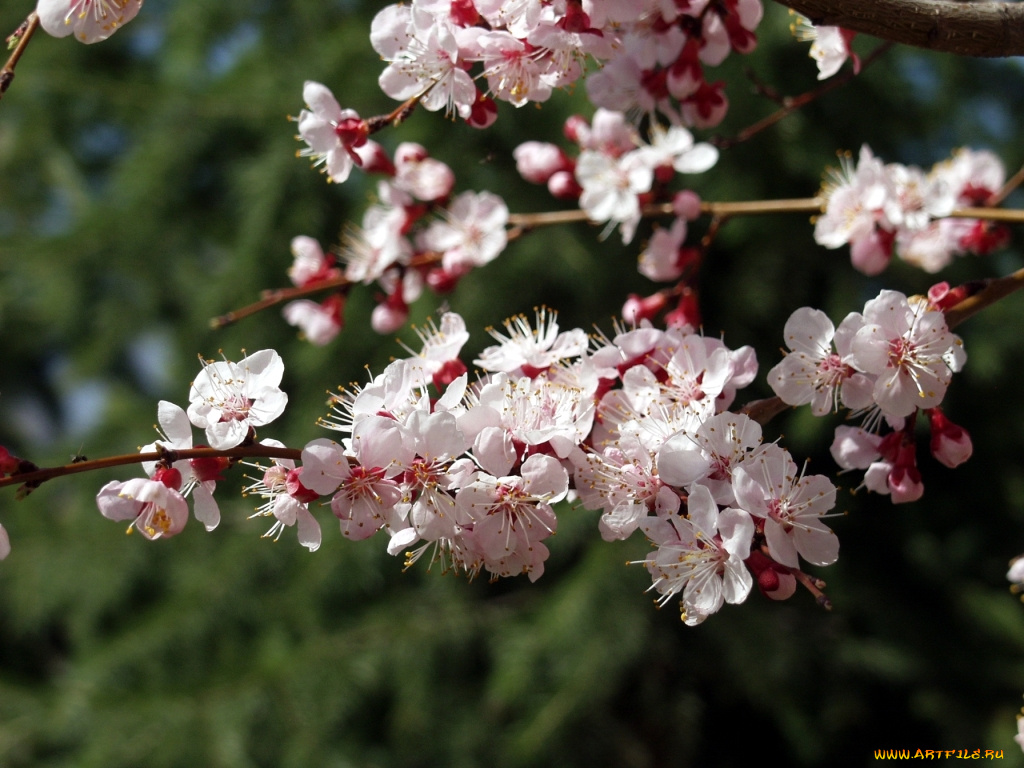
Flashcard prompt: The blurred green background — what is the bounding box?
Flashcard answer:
[2,1,1024,765]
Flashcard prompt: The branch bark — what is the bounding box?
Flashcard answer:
[773,0,1024,57]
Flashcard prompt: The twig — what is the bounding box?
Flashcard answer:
[0,12,39,103]
[989,162,1024,206]
[715,41,894,150]
[0,444,304,490]
[945,265,1024,329]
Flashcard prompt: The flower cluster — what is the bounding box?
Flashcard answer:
[769,289,969,503]
[86,312,843,624]
[294,84,510,334]
[815,145,1009,274]
[515,109,716,245]
[366,0,763,129]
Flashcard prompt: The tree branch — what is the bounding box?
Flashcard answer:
[773,0,1024,57]
[0,12,39,103]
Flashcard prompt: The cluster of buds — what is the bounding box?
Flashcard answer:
[769,289,969,503]
[815,145,1010,274]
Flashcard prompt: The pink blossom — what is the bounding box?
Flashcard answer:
[418,191,509,274]
[283,295,344,346]
[96,472,189,541]
[141,400,221,531]
[287,236,338,287]
[638,217,688,281]
[371,5,477,119]
[474,308,588,374]
[576,149,653,243]
[393,143,456,202]
[636,484,754,625]
[732,445,839,569]
[768,307,873,416]
[850,291,956,419]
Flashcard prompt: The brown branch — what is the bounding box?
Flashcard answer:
[0,444,303,491]
[773,0,1024,57]
[0,12,39,103]
[215,200,1024,330]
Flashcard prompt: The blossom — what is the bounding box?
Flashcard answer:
[142,400,222,531]
[36,0,142,44]
[96,472,189,540]
[287,236,339,287]
[474,308,588,375]
[575,148,653,243]
[768,306,874,415]
[791,16,858,80]
[0,524,10,560]
[417,191,509,274]
[295,81,367,183]
[242,440,322,552]
[370,4,477,118]
[850,291,956,419]
[636,484,754,625]
[187,349,288,450]
[732,445,839,569]
[283,295,344,346]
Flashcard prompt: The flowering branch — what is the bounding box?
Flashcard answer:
[772,0,1024,57]
[0,443,302,491]
[0,12,39,102]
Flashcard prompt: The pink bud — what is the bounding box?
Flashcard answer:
[153,466,183,491]
[286,467,320,504]
[563,114,589,144]
[664,289,700,330]
[547,170,582,199]
[371,291,409,334]
[928,408,972,468]
[672,190,702,220]
[0,446,19,476]
[514,142,572,184]
[888,464,924,503]
[190,453,231,483]
[353,141,395,176]
[465,91,498,129]
[622,293,667,324]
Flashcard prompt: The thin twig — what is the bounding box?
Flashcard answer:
[214,200,1024,329]
[0,444,304,491]
[990,162,1024,206]
[714,41,894,150]
[0,12,39,103]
